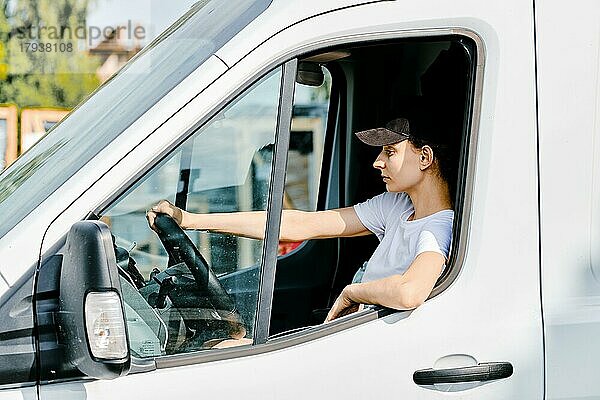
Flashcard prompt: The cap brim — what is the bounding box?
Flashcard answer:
[354,128,410,146]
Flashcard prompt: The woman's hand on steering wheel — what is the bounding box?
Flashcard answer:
[147,200,185,231]
[146,208,248,341]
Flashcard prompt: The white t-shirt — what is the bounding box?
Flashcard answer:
[353,192,454,283]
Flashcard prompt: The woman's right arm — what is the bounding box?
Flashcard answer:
[146,200,371,241]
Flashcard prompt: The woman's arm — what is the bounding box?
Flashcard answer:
[146,200,371,241]
[325,251,445,321]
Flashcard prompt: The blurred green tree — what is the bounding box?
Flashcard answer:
[0,0,100,108]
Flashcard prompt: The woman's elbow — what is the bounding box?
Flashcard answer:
[395,285,428,310]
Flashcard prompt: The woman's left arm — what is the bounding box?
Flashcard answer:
[325,252,445,322]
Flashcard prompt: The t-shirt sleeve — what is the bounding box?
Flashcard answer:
[353,193,395,238]
[415,214,454,260]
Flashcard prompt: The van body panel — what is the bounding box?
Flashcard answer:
[33,1,545,398]
[0,388,37,400]
[537,1,600,399]
[214,0,386,66]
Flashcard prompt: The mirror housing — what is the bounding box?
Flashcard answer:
[58,220,130,379]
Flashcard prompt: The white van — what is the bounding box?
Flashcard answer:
[0,0,598,398]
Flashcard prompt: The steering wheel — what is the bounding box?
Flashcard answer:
[152,213,246,340]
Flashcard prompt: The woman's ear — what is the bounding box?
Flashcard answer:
[419,146,434,170]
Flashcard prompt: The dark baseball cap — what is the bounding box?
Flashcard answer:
[354,117,411,146]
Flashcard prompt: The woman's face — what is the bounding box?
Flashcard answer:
[372,140,423,192]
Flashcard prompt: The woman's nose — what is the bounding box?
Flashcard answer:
[373,159,385,169]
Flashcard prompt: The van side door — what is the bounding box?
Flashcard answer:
[537,2,600,399]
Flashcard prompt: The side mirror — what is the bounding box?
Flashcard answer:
[58,220,130,379]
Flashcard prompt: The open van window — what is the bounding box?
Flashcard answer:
[0,0,272,239]
[271,38,473,335]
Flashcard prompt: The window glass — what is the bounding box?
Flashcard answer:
[102,68,282,357]
[278,67,331,256]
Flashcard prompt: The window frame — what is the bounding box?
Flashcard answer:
[85,28,483,372]
[270,36,482,331]
[253,59,298,344]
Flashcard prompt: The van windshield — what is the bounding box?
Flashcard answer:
[0,0,272,239]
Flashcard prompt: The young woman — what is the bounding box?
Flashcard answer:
[147,116,455,322]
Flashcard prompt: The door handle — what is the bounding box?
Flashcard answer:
[413,362,513,385]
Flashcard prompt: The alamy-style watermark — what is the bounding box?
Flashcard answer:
[2,20,148,74]
[10,20,146,50]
